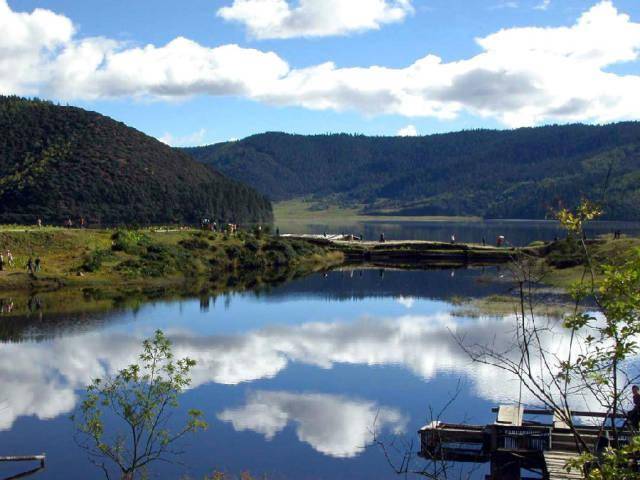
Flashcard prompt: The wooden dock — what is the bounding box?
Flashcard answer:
[0,455,46,479]
[543,451,583,479]
[418,408,631,480]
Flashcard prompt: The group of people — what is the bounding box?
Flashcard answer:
[200,219,241,235]
[0,250,15,271]
[200,218,218,231]
[63,217,86,228]
[0,250,41,275]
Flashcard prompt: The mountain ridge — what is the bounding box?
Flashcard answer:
[0,96,273,225]
[184,122,640,220]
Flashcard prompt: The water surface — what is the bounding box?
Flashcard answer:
[279,219,640,245]
[0,266,593,479]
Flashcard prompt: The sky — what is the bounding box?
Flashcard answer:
[2,0,640,146]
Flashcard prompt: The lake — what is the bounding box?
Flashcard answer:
[1,220,637,479]
[278,219,640,245]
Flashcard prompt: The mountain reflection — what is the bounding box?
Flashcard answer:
[218,390,406,458]
[0,311,582,432]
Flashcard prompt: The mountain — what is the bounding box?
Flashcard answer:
[0,97,272,225]
[184,124,640,220]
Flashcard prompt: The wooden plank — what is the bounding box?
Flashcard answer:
[0,456,45,463]
[543,451,583,479]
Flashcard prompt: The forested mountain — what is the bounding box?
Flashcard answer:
[0,97,272,225]
[185,124,640,220]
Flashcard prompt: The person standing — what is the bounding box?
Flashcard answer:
[6,250,14,268]
[26,257,34,275]
[35,256,41,273]
[0,253,4,272]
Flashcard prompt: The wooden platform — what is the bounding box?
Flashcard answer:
[543,451,583,479]
[419,409,630,480]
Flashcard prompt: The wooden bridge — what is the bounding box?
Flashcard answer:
[419,407,632,479]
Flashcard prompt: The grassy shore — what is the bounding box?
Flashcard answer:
[538,235,640,288]
[0,226,343,295]
[274,199,481,227]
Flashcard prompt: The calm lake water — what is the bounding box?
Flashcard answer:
[1,221,638,479]
[280,219,640,245]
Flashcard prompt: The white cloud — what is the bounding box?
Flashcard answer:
[396,125,418,137]
[1,1,640,127]
[217,390,407,457]
[217,0,414,39]
[490,2,519,10]
[159,128,207,147]
[534,0,551,10]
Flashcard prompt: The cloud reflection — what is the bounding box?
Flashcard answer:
[217,390,407,458]
[0,312,583,431]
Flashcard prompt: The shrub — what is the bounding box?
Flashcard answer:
[179,237,209,250]
[244,238,261,253]
[81,249,111,272]
[111,229,149,254]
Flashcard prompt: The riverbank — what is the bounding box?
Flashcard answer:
[1,227,637,321]
[285,233,640,289]
[0,227,344,296]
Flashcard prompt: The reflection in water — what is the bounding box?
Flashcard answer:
[0,264,620,479]
[218,390,406,458]
[0,312,584,432]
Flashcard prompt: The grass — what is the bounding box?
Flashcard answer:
[540,235,640,288]
[274,198,481,228]
[0,225,343,295]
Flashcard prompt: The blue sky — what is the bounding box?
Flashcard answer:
[3,0,640,145]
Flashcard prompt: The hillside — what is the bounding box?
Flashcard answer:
[184,123,640,220]
[0,97,272,225]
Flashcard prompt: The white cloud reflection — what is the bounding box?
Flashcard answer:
[0,312,611,434]
[217,390,407,457]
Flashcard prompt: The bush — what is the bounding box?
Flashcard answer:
[179,237,209,250]
[111,229,149,254]
[224,244,242,260]
[244,238,261,253]
[81,249,111,272]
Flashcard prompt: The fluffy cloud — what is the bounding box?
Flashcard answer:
[217,0,413,39]
[396,125,418,137]
[217,390,406,457]
[0,0,73,95]
[1,1,640,126]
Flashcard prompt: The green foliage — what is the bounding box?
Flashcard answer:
[243,237,261,253]
[184,126,640,220]
[0,96,272,225]
[82,249,113,272]
[112,230,150,254]
[179,236,210,250]
[74,330,207,479]
[553,201,640,476]
[567,437,640,479]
